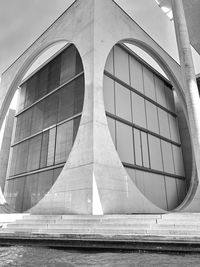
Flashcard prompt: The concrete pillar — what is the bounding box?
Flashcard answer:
[172,0,200,210]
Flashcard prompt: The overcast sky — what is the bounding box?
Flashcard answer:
[0,0,180,75]
[0,0,199,76]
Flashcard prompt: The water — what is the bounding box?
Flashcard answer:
[0,246,200,267]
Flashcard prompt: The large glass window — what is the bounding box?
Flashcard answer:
[5,44,84,212]
[103,44,187,210]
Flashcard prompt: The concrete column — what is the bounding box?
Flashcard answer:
[172,0,200,210]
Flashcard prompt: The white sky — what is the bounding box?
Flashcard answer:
[0,0,200,148]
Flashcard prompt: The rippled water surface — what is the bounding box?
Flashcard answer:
[0,246,200,266]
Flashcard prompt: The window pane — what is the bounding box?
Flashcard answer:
[22,174,38,211]
[129,56,144,93]
[31,102,44,135]
[74,76,84,115]
[134,129,142,166]
[116,121,134,164]
[169,115,180,143]
[165,176,178,210]
[40,131,49,168]
[131,92,146,128]
[146,101,159,134]
[47,55,61,92]
[73,117,81,141]
[43,93,59,129]
[165,85,175,112]
[60,45,77,84]
[53,167,63,184]
[155,76,167,108]
[15,141,29,175]
[125,168,136,184]
[17,108,33,141]
[55,120,73,164]
[115,82,132,122]
[37,65,49,100]
[103,75,115,114]
[141,132,150,168]
[27,135,42,172]
[158,108,170,139]
[161,141,174,174]
[12,177,25,212]
[114,46,130,84]
[143,67,156,101]
[37,170,54,203]
[148,135,163,171]
[47,127,56,166]
[143,172,167,210]
[18,85,26,112]
[25,75,37,107]
[105,48,114,74]
[172,145,185,176]
[176,179,186,204]
[4,179,14,206]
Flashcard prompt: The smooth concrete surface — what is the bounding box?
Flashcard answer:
[0,109,15,192]
[0,0,196,214]
[1,214,200,252]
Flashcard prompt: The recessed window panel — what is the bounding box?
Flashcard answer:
[47,127,56,166]
[129,57,144,93]
[74,76,84,115]
[15,141,29,175]
[103,75,115,114]
[31,102,44,135]
[155,76,167,108]
[27,134,42,172]
[47,55,61,92]
[116,121,134,164]
[40,131,49,169]
[141,132,150,168]
[125,168,136,184]
[114,46,130,84]
[146,101,159,134]
[12,177,25,212]
[55,120,73,164]
[161,141,174,174]
[168,114,180,143]
[165,85,175,112]
[158,108,170,139]
[115,82,132,122]
[172,145,185,176]
[60,45,77,84]
[4,179,14,206]
[148,135,163,171]
[143,67,156,101]
[143,172,167,210]
[134,129,142,166]
[25,75,37,108]
[37,65,48,100]
[43,93,59,129]
[176,179,186,204]
[18,84,26,112]
[22,174,38,211]
[165,176,179,210]
[131,92,146,128]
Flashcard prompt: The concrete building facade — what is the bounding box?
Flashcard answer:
[0,0,200,215]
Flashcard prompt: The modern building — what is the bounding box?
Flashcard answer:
[0,0,200,215]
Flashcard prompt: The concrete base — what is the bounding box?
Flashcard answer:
[1,213,200,252]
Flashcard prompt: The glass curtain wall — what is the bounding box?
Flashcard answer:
[104,44,187,210]
[4,44,84,212]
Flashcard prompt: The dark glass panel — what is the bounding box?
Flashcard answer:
[12,177,25,212]
[165,176,179,210]
[47,127,56,166]
[148,135,163,171]
[47,55,61,92]
[36,65,49,100]
[40,131,49,168]
[43,93,59,129]
[75,49,83,74]
[60,45,77,84]
[15,140,29,175]
[27,134,42,172]
[103,75,115,114]
[19,108,33,141]
[25,75,37,107]
[4,179,14,206]
[22,173,38,211]
[55,120,73,164]
[37,170,54,203]
[31,101,44,135]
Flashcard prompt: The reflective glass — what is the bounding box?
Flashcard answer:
[131,92,146,128]
[148,135,163,171]
[114,46,130,84]
[143,67,156,101]
[129,56,144,93]
[103,75,115,114]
